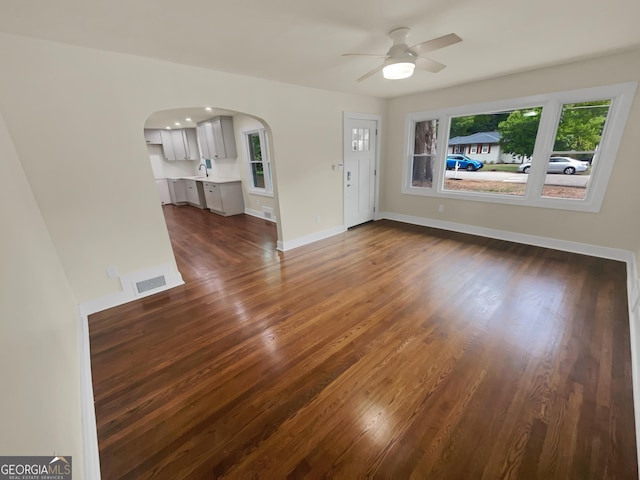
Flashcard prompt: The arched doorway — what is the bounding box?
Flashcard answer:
[143,107,281,282]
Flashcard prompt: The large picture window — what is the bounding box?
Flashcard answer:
[443,107,542,197]
[244,129,273,196]
[402,83,636,212]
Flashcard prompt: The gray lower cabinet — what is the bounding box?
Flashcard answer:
[169,179,188,204]
[203,181,244,216]
[155,178,171,205]
[184,179,205,208]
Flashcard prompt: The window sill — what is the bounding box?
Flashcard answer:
[248,188,274,198]
[401,185,601,213]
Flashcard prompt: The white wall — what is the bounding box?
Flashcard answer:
[383,49,640,263]
[210,157,241,179]
[0,113,84,476]
[148,144,199,179]
[0,33,384,305]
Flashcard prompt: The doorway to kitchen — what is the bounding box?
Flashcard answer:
[143,107,280,278]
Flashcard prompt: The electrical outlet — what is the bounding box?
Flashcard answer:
[316,215,321,224]
[438,205,445,213]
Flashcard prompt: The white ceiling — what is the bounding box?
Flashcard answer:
[0,0,639,100]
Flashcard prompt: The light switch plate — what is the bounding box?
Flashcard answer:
[106,265,119,278]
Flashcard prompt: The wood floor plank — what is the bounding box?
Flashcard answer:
[89,205,638,479]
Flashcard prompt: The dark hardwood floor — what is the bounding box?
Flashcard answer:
[89,205,637,479]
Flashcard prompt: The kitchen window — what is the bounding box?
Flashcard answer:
[244,129,273,196]
[402,82,637,212]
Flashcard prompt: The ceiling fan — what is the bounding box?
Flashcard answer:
[343,28,462,82]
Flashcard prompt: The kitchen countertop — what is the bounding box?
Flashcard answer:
[174,176,241,184]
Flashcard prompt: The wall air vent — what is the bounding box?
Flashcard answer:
[262,206,274,220]
[136,275,166,294]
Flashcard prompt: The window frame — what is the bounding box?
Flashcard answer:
[401,82,637,212]
[243,128,273,197]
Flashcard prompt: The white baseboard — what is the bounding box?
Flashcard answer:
[627,255,640,474]
[377,211,633,263]
[79,262,184,317]
[277,225,346,251]
[78,311,101,480]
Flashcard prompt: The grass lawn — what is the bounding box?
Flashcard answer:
[481,164,521,172]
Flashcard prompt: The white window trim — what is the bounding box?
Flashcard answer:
[242,128,273,198]
[401,82,637,213]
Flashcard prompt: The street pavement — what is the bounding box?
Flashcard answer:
[444,170,589,187]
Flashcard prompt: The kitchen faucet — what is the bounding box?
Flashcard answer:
[198,163,209,177]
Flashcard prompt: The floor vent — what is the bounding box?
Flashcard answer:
[136,275,166,294]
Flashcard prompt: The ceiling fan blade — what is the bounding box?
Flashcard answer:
[416,57,446,74]
[342,53,387,57]
[356,63,384,82]
[411,33,462,55]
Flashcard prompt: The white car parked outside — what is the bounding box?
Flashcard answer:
[518,157,589,175]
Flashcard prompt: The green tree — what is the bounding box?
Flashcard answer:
[497,110,542,159]
[497,103,609,160]
[450,116,475,137]
[450,113,509,138]
[553,101,609,152]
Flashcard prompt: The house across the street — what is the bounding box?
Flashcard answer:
[448,131,526,164]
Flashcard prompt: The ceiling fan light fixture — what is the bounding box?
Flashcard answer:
[382,61,415,80]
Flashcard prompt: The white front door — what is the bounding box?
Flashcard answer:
[344,117,377,228]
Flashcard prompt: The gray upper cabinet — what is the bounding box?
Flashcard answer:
[197,116,237,160]
[144,129,163,145]
[160,128,199,161]
[197,123,212,160]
